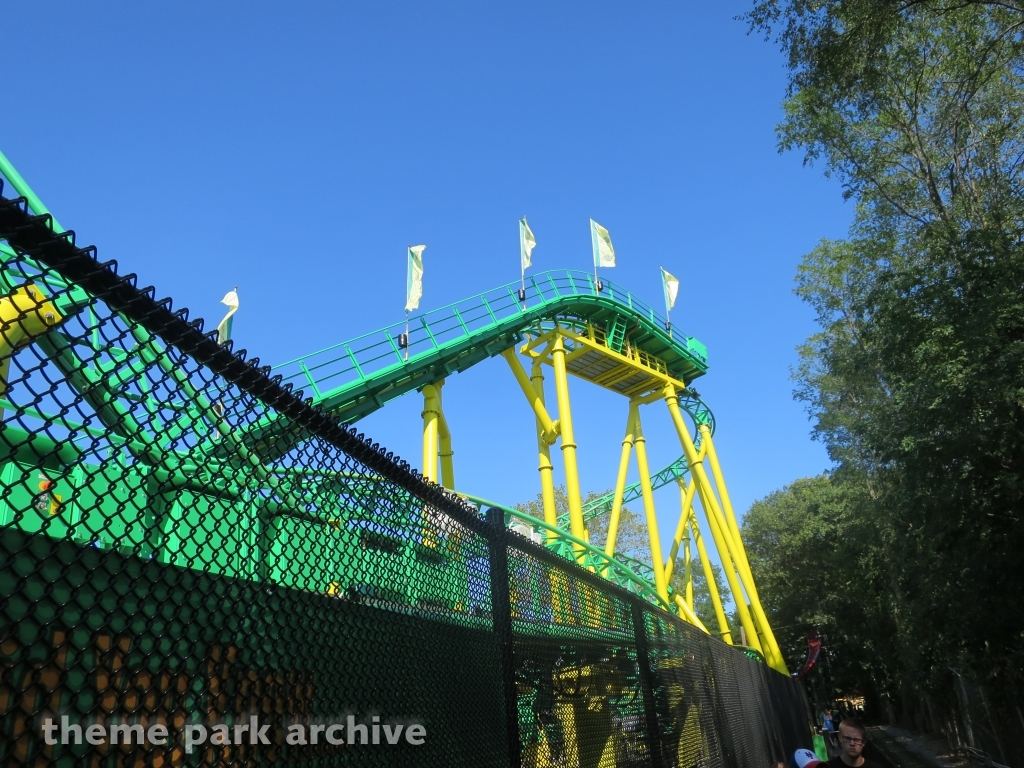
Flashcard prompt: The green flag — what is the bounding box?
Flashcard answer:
[590,219,615,268]
[520,218,537,271]
[405,245,425,312]
[661,267,679,312]
[216,288,239,345]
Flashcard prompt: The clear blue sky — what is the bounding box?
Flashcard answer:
[2,2,851,550]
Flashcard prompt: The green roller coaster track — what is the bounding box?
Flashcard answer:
[268,264,717,577]
[0,148,718,614]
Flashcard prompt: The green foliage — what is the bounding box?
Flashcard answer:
[742,474,900,697]
[744,0,1024,709]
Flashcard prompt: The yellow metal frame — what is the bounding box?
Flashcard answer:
[519,323,687,399]
[664,383,788,673]
[551,335,587,560]
[0,284,62,397]
[421,379,455,490]
[503,348,560,445]
[421,382,441,484]
[664,475,700,585]
[631,404,670,605]
[603,402,638,560]
[700,424,786,669]
[690,512,733,644]
[530,360,559,541]
[435,324,788,672]
[437,381,455,489]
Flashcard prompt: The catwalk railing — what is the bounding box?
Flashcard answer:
[0,184,813,767]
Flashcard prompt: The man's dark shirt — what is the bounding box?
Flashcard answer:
[828,755,884,768]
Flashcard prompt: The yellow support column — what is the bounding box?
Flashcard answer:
[663,477,698,583]
[551,334,587,559]
[693,478,763,656]
[691,514,733,644]
[700,425,788,673]
[632,407,670,606]
[604,401,638,559]
[684,536,693,610]
[436,380,455,490]
[421,383,441,483]
[531,360,559,542]
[665,384,764,655]
[681,492,694,611]
[420,383,443,549]
[503,348,559,443]
[663,482,696,619]
[673,594,710,635]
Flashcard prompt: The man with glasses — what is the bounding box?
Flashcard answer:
[831,719,881,768]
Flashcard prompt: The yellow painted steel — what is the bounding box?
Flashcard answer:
[530,360,560,543]
[421,383,441,483]
[550,569,573,626]
[436,380,455,490]
[663,476,699,584]
[551,334,587,559]
[470,324,783,665]
[503,347,560,444]
[0,284,62,396]
[683,531,694,610]
[420,382,444,548]
[681,483,695,611]
[700,425,789,674]
[693,477,764,657]
[691,514,733,644]
[603,401,638,560]
[632,406,670,605]
[552,663,627,768]
[664,383,761,649]
[673,594,710,635]
[520,324,687,400]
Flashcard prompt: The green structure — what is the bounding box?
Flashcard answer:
[0,149,810,767]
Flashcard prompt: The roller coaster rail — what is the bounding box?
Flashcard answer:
[0,146,789,675]
[0,147,815,768]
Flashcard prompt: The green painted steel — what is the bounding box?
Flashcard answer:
[0,148,716,611]
[460,492,669,609]
[267,272,717,556]
[271,270,709,423]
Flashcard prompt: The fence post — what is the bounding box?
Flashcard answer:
[487,507,522,768]
[632,601,666,768]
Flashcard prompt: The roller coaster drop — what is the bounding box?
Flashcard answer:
[0,149,787,679]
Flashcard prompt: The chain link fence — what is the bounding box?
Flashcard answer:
[0,185,813,767]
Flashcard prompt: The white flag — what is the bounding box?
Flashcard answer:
[216,287,239,345]
[405,245,426,312]
[661,267,679,311]
[520,218,537,271]
[590,219,615,268]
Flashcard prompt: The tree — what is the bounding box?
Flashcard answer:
[742,473,899,703]
[744,0,1024,706]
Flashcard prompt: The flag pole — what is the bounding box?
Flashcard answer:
[591,218,600,295]
[519,217,526,310]
[662,265,672,339]
[404,246,410,360]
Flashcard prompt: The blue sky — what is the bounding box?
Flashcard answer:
[2,2,852,551]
